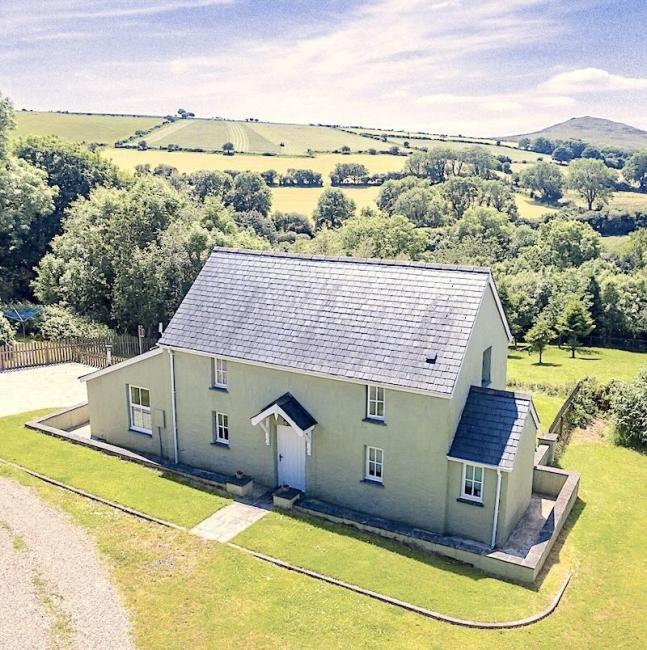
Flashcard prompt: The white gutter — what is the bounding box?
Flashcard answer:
[168,349,179,464]
[491,468,502,548]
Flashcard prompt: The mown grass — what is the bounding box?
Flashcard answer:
[12,111,163,144]
[0,410,229,527]
[2,423,643,648]
[508,345,646,390]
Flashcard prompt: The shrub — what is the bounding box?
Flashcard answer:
[611,367,647,448]
[36,305,112,341]
[0,314,16,346]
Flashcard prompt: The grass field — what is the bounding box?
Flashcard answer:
[138,119,375,155]
[103,147,405,177]
[2,413,644,648]
[0,410,229,527]
[515,192,560,220]
[601,234,631,255]
[13,111,163,144]
[508,345,646,391]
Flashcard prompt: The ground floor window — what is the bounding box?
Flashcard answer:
[462,463,483,502]
[365,446,384,482]
[214,412,230,445]
[128,385,151,434]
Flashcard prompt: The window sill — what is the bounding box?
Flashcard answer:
[211,441,230,449]
[129,428,152,437]
[361,478,384,487]
[362,417,386,426]
[209,386,229,393]
[457,497,484,507]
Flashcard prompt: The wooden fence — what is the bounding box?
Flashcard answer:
[548,381,582,438]
[0,335,157,371]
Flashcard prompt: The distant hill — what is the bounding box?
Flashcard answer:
[502,116,647,152]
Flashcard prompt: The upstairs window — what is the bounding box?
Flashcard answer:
[212,357,228,389]
[366,385,385,421]
[365,446,384,483]
[481,347,492,387]
[129,385,152,434]
[462,463,484,502]
[214,412,229,445]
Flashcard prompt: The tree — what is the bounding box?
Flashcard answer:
[556,297,594,358]
[0,93,14,159]
[225,171,272,215]
[477,180,518,217]
[518,137,530,150]
[463,146,497,178]
[184,170,232,202]
[623,151,647,192]
[612,368,647,448]
[233,210,277,243]
[222,142,235,155]
[551,146,573,164]
[440,177,480,218]
[567,158,616,210]
[272,211,313,237]
[0,314,15,346]
[535,218,601,268]
[330,162,368,185]
[377,177,426,214]
[530,137,555,154]
[581,146,601,159]
[392,186,446,227]
[519,162,564,203]
[36,305,111,340]
[525,313,554,363]
[314,188,356,229]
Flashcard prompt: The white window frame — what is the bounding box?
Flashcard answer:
[212,357,228,389]
[365,446,384,483]
[214,411,230,445]
[461,463,484,502]
[366,384,385,421]
[128,385,152,434]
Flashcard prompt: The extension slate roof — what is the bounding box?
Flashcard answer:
[448,387,537,470]
[253,392,317,432]
[159,248,506,395]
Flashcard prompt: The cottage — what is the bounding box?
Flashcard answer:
[84,248,540,549]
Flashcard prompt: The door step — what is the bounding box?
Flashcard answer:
[273,486,302,510]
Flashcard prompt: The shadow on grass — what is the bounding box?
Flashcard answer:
[270,505,582,593]
[530,362,561,368]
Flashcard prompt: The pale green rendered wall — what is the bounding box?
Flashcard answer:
[86,350,173,460]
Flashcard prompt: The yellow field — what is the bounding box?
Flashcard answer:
[272,186,380,214]
[103,147,405,179]
[514,192,560,220]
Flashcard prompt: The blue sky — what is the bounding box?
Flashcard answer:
[2,0,646,134]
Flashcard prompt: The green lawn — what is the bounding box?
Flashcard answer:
[531,392,564,428]
[12,111,163,144]
[3,424,643,648]
[0,410,229,527]
[508,345,646,391]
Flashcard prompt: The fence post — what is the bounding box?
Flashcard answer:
[105,344,113,367]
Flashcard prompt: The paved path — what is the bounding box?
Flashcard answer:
[0,363,93,416]
[0,478,133,649]
[191,494,272,542]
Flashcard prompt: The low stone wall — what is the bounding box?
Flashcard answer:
[532,464,569,497]
[36,403,89,432]
[536,433,558,465]
[534,444,551,467]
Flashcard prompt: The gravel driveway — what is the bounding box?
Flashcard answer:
[0,478,133,649]
[0,363,94,417]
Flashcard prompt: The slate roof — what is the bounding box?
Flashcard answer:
[448,387,536,470]
[254,392,317,431]
[159,248,500,394]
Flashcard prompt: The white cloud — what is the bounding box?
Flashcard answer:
[540,67,647,94]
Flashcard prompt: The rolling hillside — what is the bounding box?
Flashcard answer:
[502,116,647,151]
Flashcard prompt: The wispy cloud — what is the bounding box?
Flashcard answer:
[540,67,647,93]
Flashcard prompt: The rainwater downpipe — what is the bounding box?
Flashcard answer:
[491,468,502,548]
[168,349,179,464]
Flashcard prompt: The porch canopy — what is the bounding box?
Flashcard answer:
[251,392,317,454]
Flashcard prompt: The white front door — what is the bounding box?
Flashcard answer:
[277,424,306,491]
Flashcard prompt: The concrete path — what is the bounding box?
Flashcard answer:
[0,363,94,416]
[191,495,272,542]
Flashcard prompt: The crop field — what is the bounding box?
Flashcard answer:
[139,119,375,155]
[272,186,381,214]
[12,111,163,144]
[103,147,405,178]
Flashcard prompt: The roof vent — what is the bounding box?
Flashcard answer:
[425,351,438,364]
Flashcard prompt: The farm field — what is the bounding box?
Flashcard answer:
[138,119,375,155]
[12,111,163,144]
[273,186,380,214]
[515,192,559,220]
[2,412,645,648]
[102,147,405,178]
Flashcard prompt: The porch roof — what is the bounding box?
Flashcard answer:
[251,392,317,432]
